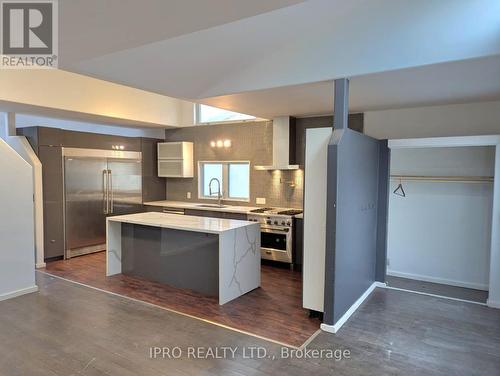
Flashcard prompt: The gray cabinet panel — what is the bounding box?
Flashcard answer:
[222,212,247,220]
[38,127,63,146]
[184,208,247,220]
[141,138,166,202]
[122,224,219,296]
[43,201,64,258]
[62,130,141,151]
[144,205,164,213]
[17,127,39,154]
[293,218,303,266]
[38,145,64,259]
[184,209,223,218]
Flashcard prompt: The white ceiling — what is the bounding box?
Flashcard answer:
[59,0,304,65]
[200,56,500,118]
[59,0,500,118]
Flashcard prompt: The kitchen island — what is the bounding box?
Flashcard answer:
[106,212,260,305]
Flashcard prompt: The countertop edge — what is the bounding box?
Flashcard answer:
[107,214,259,234]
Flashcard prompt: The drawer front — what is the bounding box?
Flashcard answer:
[144,205,164,213]
[223,212,247,220]
[184,209,224,218]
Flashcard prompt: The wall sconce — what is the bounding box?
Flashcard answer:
[210,139,231,148]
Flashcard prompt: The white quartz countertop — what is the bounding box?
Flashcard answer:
[143,200,259,214]
[107,212,258,234]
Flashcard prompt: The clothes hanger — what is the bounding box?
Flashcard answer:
[393,178,406,197]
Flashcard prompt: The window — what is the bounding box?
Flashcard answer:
[199,161,250,201]
[196,104,256,124]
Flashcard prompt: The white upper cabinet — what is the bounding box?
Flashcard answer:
[157,142,193,178]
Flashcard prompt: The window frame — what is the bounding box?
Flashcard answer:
[198,160,251,202]
[194,103,262,125]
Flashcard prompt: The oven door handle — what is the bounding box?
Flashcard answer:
[260,227,289,233]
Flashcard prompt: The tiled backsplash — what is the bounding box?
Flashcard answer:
[164,121,304,208]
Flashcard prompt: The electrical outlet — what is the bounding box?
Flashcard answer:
[187,192,191,199]
[256,197,266,205]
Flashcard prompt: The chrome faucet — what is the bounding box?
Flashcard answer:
[208,178,223,207]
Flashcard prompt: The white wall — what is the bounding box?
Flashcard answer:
[1,113,45,267]
[365,100,500,140]
[4,137,45,269]
[387,146,495,290]
[0,69,195,128]
[0,138,37,301]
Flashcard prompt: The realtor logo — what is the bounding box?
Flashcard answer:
[1,0,58,68]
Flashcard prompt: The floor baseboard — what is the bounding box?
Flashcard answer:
[0,285,38,302]
[386,270,488,291]
[321,281,383,334]
[487,299,500,309]
[383,285,487,306]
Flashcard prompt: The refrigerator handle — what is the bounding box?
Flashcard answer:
[102,169,108,214]
[109,169,113,214]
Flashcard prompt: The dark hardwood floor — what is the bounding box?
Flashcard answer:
[386,275,489,303]
[2,272,499,375]
[43,252,320,347]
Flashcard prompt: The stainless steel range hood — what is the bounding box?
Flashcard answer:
[255,116,300,170]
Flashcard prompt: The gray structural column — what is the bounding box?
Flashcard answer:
[333,79,349,130]
[324,78,349,325]
[323,78,390,326]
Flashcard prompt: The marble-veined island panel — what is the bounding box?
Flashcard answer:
[106,212,260,304]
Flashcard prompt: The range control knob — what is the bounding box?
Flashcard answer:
[287,221,291,226]
[274,220,279,225]
[281,221,286,226]
[266,220,272,225]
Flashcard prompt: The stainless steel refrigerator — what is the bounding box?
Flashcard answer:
[63,148,143,259]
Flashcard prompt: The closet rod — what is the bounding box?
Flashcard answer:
[390,175,494,183]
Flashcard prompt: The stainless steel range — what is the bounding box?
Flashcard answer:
[247,208,302,263]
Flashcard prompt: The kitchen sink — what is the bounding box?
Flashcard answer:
[196,204,227,208]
